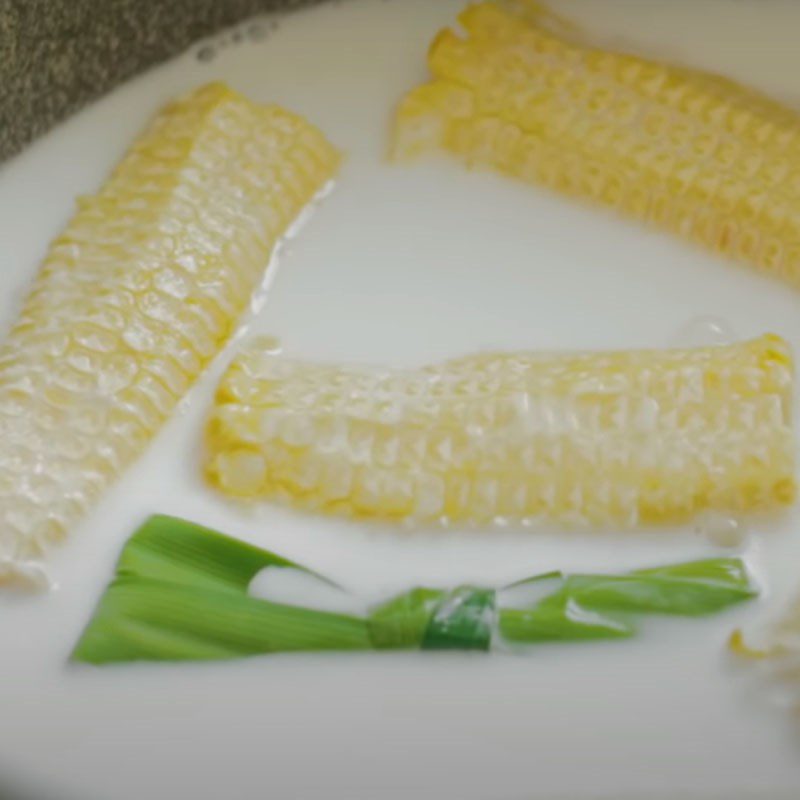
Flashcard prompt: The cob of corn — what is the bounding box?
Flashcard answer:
[730,596,800,710]
[0,82,339,587]
[731,602,800,658]
[206,334,796,528]
[393,1,800,286]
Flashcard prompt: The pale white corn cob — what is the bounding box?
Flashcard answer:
[0,82,340,586]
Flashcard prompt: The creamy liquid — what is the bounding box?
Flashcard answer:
[249,566,369,616]
[3,1,800,799]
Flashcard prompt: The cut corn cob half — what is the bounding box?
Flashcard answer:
[0,82,339,587]
[730,597,800,706]
[206,335,796,529]
[392,1,800,286]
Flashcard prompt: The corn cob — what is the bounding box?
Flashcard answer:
[730,599,800,708]
[206,335,795,529]
[0,82,339,586]
[393,1,800,286]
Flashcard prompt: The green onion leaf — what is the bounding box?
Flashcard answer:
[72,577,371,663]
[421,586,496,651]
[115,514,321,593]
[633,556,753,586]
[497,557,756,644]
[502,570,563,591]
[73,517,759,663]
[562,557,758,616]
[367,588,444,649]
[499,593,634,643]
[72,515,370,664]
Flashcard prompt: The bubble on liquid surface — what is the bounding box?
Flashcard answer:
[670,316,738,348]
[695,510,747,548]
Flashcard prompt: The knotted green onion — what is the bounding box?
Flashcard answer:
[73,515,371,664]
[72,515,758,664]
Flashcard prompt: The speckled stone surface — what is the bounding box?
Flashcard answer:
[0,0,324,163]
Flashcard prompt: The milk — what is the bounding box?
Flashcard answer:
[2,2,800,798]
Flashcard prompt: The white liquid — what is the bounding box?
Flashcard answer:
[3,1,800,799]
[671,315,738,348]
[249,566,366,616]
[496,573,563,609]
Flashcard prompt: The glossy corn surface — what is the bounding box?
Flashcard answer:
[393,1,800,286]
[0,82,339,585]
[206,335,795,529]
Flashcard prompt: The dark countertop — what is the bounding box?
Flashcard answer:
[0,0,323,163]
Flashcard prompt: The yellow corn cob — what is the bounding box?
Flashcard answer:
[0,82,339,586]
[730,600,800,703]
[393,1,800,285]
[206,335,795,529]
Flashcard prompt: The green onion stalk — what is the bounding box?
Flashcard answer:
[72,515,758,664]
